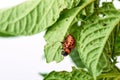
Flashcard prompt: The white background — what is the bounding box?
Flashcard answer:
[0,1,75,80]
[0,0,120,80]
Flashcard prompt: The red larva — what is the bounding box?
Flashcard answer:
[61,34,76,56]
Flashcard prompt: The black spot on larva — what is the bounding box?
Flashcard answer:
[91,20,94,23]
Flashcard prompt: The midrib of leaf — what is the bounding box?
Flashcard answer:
[1,0,77,36]
[97,19,120,67]
[61,0,95,40]
[26,9,37,33]
[79,10,120,78]
[37,0,55,27]
[27,0,56,34]
[44,0,96,43]
[74,0,95,16]
[10,0,56,31]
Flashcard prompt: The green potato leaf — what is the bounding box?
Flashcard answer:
[0,0,80,36]
[44,67,92,80]
[70,48,85,68]
[77,2,120,78]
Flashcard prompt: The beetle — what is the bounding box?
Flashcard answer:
[61,34,76,56]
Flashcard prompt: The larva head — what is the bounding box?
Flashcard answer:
[61,51,68,56]
[61,48,71,56]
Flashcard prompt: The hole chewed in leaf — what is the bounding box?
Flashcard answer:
[66,19,68,21]
[103,23,107,26]
[77,21,81,27]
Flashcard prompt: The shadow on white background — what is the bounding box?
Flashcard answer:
[0,31,75,80]
[0,0,120,80]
